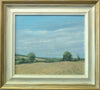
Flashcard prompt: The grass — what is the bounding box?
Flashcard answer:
[15,55,63,64]
[15,61,84,74]
[15,55,84,75]
[15,55,84,64]
[36,58,62,63]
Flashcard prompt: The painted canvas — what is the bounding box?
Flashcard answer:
[15,15,85,75]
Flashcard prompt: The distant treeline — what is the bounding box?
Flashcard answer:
[15,54,27,57]
[15,51,84,64]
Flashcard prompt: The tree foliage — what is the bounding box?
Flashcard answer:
[63,51,72,61]
[16,58,25,64]
[27,52,36,63]
[77,55,81,61]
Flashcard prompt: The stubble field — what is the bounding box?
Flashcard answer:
[15,61,84,75]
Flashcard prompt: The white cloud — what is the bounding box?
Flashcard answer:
[16,26,84,58]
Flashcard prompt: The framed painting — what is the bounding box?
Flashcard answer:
[0,0,100,89]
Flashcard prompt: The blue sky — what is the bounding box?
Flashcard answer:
[15,15,85,58]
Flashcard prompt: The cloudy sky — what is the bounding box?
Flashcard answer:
[15,15,85,58]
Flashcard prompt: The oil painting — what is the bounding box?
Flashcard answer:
[15,15,85,75]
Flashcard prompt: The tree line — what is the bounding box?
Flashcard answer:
[16,51,83,64]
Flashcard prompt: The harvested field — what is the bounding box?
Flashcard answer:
[15,61,84,75]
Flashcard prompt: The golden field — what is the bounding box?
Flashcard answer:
[15,61,84,75]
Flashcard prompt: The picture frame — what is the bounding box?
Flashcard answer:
[0,0,100,89]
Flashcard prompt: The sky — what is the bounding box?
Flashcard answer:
[15,15,85,58]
